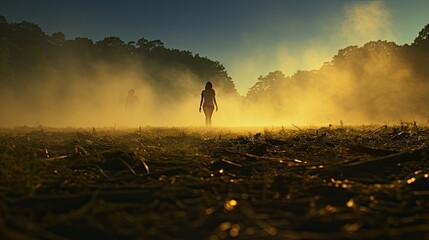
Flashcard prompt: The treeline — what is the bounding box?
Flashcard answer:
[245,24,429,123]
[0,16,238,103]
[1,15,428,125]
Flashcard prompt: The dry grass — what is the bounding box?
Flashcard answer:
[0,125,428,239]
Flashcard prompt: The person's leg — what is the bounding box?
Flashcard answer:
[208,106,214,126]
[203,106,214,127]
[203,108,209,126]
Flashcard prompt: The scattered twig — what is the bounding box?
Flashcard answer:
[314,148,428,177]
[291,123,302,131]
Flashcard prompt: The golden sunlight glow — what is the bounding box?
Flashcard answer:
[344,223,360,232]
[229,224,240,237]
[219,222,232,231]
[1,2,428,128]
[346,199,355,208]
[407,177,416,184]
[205,207,215,215]
[224,199,238,211]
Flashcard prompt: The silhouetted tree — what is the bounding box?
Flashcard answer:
[413,24,429,47]
[50,32,66,46]
[96,36,128,59]
[0,18,239,104]
[136,38,164,53]
[247,71,286,100]
[0,37,11,83]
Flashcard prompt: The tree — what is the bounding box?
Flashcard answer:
[332,45,359,64]
[409,23,429,80]
[362,40,398,56]
[136,38,164,53]
[95,36,129,60]
[0,18,240,104]
[96,36,126,51]
[137,37,149,48]
[127,41,136,54]
[0,37,11,83]
[66,37,94,49]
[247,71,286,100]
[16,21,46,39]
[50,32,66,45]
[413,23,429,46]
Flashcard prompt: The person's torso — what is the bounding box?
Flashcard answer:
[202,89,214,106]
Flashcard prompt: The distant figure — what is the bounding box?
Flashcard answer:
[199,82,218,127]
[125,89,140,119]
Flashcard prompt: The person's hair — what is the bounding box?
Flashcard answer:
[205,82,213,90]
[128,89,135,95]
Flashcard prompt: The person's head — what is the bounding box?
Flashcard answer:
[128,89,135,96]
[205,82,213,90]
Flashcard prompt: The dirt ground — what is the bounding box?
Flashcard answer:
[0,125,428,239]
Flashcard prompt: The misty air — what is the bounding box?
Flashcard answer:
[1,0,429,239]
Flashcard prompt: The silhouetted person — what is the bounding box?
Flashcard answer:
[199,82,218,127]
[125,89,140,120]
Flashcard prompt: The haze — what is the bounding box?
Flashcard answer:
[0,1,428,128]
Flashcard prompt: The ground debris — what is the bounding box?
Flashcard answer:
[313,148,428,180]
[0,125,429,239]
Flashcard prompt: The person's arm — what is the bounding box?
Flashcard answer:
[213,95,218,111]
[199,94,203,112]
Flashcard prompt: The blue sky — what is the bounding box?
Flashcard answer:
[2,0,429,94]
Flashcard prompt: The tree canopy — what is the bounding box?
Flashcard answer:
[1,15,428,125]
[245,24,429,123]
[0,16,238,102]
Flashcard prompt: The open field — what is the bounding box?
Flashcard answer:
[1,125,429,239]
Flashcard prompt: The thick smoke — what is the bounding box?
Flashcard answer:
[237,1,429,126]
[340,0,394,45]
[0,1,428,128]
[0,63,148,127]
[0,58,242,128]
